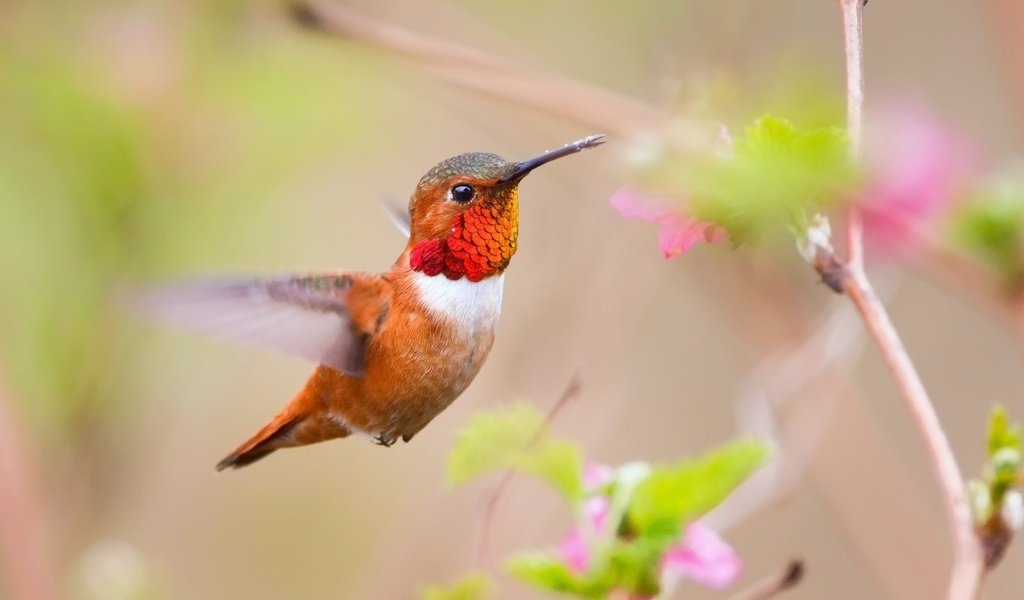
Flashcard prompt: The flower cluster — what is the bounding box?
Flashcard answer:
[613,107,978,265]
[557,462,742,596]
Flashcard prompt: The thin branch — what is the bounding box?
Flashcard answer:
[0,369,57,600]
[476,374,582,566]
[291,1,668,137]
[841,274,982,599]
[834,2,983,597]
[841,0,865,271]
[725,560,805,600]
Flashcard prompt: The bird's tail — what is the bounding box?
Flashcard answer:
[216,410,303,471]
[215,368,353,471]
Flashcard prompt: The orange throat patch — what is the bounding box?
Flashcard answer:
[410,200,519,281]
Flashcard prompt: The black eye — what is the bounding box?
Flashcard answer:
[450,184,475,203]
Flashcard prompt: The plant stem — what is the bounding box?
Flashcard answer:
[725,559,804,600]
[841,0,865,271]
[291,1,666,136]
[0,370,57,600]
[836,1,982,597]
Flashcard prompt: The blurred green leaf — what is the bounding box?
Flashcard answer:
[989,405,1022,458]
[507,538,663,598]
[420,573,493,600]
[447,404,583,503]
[951,170,1024,289]
[516,440,585,502]
[507,552,605,598]
[641,115,856,243]
[595,538,663,597]
[626,440,767,538]
[984,405,1023,510]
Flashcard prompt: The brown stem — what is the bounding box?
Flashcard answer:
[290,1,670,136]
[0,370,57,600]
[840,0,865,272]
[725,560,805,600]
[841,274,982,598]
[835,1,983,597]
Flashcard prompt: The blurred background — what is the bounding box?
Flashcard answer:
[1,0,1022,598]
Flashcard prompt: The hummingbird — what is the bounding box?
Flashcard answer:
[142,135,604,470]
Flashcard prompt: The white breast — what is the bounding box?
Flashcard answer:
[412,273,504,334]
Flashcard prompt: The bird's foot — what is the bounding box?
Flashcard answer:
[373,432,397,447]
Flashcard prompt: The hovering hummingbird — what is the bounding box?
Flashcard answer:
[143,135,604,470]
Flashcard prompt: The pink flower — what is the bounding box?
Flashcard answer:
[558,528,590,574]
[583,462,616,492]
[858,105,975,254]
[610,187,726,259]
[558,496,611,574]
[662,522,742,589]
[557,504,741,589]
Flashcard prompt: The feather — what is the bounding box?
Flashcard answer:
[135,274,369,376]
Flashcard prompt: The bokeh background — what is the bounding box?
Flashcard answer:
[1,1,1023,598]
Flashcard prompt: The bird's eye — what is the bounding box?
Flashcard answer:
[449,184,475,203]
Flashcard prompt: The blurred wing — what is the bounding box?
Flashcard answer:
[384,201,411,238]
[136,273,380,376]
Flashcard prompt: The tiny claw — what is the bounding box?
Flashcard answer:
[373,433,396,447]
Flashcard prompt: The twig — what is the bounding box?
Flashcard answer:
[476,374,582,566]
[841,275,982,598]
[834,2,983,597]
[841,0,865,271]
[289,1,670,137]
[0,369,57,600]
[725,560,804,600]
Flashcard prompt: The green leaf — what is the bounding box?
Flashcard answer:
[641,115,856,243]
[507,552,607,599]
[448,404,584,503]
[420,573,493,600]
[951,173,1024,288]
[596,538,663,597]
[984,405,1022,507]
[989,405,1022,457]
[626,440,768,538]
[516,440,585,502]
[507,540,663,598]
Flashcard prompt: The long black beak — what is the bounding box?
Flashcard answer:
[499,134,606,182]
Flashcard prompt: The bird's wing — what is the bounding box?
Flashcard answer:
[384,201,411,238]
[135,272,392,377]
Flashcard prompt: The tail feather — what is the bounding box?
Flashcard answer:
[216,414,302,471]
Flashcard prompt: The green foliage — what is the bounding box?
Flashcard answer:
[989,405,1022,459]
[508,553,606,598]
[507,539,662,600]
[986,406,1022,508]
[951,170,1024,289]
[971,405,1023,526]
[446,406,766,598]
[447,404,584,503]
[420,573,493,600]
[626,440,768,539]
[641,115,856,242]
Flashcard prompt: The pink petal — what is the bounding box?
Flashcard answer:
[557,497,611,574]
[558,527,590,574]
[584,496,611,531]
[610,187,676,223]
[858,104,975,254]
[658,216,724,259]
[661,522,742,590]
[583,462,616,491]
[610,187,726,259]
